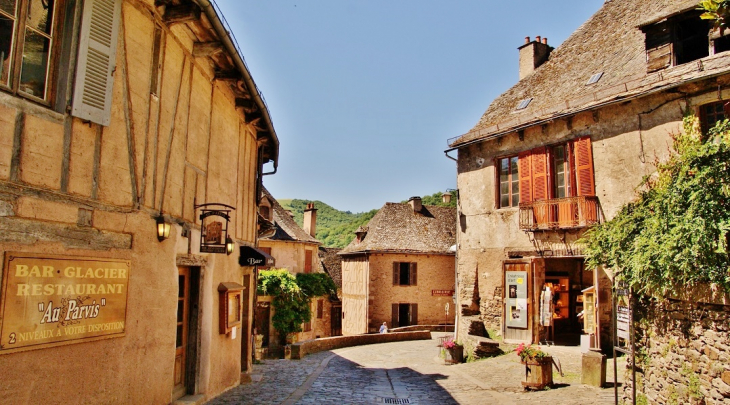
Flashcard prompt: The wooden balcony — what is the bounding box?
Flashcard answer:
[519,196,602,231]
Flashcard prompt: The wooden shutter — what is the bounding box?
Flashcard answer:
[305,250,313,273]
[518,150,533,204]
[573,137,595,196]
[644,22,672,72]
[410,304,418,325]
[393,263,399,285]
[531,146,549,201]
[317,300,323,319]
[392,304,399,327]
[409,263,417,286]
[71,0,122,126]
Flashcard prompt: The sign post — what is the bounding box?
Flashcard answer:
[613,280,635,405]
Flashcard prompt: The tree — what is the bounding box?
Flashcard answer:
[581,115,730,295]
[699,0,730,32]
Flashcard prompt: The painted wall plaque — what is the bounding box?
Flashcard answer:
[505,270,528,328]
[0,252,129,354]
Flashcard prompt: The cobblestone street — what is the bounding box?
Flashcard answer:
[208,333,626,405]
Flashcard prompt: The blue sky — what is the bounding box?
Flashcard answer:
[215,0,605,213]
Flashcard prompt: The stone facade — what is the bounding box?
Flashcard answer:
[626,295,730,404]
[0,0,278,403]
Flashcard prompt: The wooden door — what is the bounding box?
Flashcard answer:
[331,305,342,336]
[503,262,532,343]
[174,267,190,398]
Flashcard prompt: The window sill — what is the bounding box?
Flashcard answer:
[0,91,65,124]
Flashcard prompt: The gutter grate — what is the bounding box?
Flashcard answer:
[382,399,411,404]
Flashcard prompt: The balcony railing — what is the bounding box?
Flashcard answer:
[519,196,602,231]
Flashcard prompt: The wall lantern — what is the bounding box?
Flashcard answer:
[194,200,236,254]
[226,236,235,255]
[156,214,171,242]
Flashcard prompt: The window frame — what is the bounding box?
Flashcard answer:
[496,154,520,209]
[699,100,728,134]
[0,0,66,106]
[393,262,417,286]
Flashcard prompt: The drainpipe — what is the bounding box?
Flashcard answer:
[445,150,459,341]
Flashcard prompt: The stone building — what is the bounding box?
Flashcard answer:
[447,0,730,353]
[339,197,456,335]
[319,246,343,336]
[0,0,278,403]
[255,189,337,354]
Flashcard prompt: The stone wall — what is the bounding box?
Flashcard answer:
[626,296,730,405]
[289,331,432,359]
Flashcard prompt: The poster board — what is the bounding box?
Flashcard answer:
[0,252,129,354]
[505,270,528,328]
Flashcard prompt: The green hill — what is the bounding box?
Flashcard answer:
[277,191,455,248]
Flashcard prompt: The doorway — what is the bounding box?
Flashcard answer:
[542,258,592,346]
[330,304,342,336]
[240,274,251,372]
[392,303,418,327]
[174,267,200,400]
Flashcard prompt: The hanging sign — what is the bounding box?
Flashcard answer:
[505,270,528,328]
[196,202,235,254]
[0,253,129,354]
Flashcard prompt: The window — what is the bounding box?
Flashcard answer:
[642,11,711,72]
[316,299,323,319]
[393,262,416,286]
[700,101,728,134]
[498,156,520,208]
[1,0,62,102]
[259,205,270,221]
[391,303,418,327]
[516,136,595,205]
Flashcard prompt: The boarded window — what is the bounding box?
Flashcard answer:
[304,250,312,273]
[642,11,710,72]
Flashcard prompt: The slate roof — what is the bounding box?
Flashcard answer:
[339,203,456,255]
[260,187,319,244]
[449,0,730,148]
[319,247,342,289]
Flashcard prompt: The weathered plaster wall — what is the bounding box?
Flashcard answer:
[367,253,455,332]
[455,90,701,340]
[258,240,321,275]
[0,0,265,402]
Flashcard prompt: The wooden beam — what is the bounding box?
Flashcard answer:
[0,216,132,250]
[235,98,256,110]
[193,41,223,58]
[245,110,262,123]
[214,70,241,81]
[163,3,201,25]
[256,130,270,141]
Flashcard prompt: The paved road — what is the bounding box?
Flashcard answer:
[208,333,626,405]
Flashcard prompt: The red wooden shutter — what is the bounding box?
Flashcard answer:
[392,304,399,327]
[393,263,399,285]
[518,151,533,204]
[573,137,595,196]
[305,250,313,273]
[531,147,549,201]
[410,263,417,286]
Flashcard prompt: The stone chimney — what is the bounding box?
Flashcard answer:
[303,203,317,237]
[518,36,553,80]
[408,196,422,213]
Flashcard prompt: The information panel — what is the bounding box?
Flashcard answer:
[0,252,130,353]
[505,270,528,328]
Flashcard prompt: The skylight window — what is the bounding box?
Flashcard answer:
[516,98,533,110]
[586,72,603,85]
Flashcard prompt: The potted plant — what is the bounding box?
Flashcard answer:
[516,343,553,390]
[443,337,464,364]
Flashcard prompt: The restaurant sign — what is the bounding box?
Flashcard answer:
[431,290,455,296]
[0,252,129,354]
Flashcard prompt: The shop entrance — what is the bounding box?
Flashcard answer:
[174,267,200,400]
[541,258,593,346]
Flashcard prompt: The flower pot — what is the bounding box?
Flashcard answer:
[521,356,553,390]
[444,345,464,364]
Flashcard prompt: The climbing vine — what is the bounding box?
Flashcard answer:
[257,269,337,345]
[581,115,730,294]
